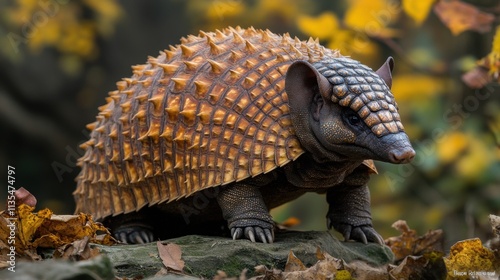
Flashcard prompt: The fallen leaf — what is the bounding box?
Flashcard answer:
[485,214,500,254]
[53,235,100,261]
[253,250,390,280]
[402,0,436,25]
[433,0,495,35]
[17,205,52,251]
[344,260,389,280]
[34,213,116,248]
[284,251,306,272]
[490,214,500,237]
[315,247,325,261]
[443,238,498,279]
[0,198,116,259]
[389,253,446,279]
[385,220,444,262]
[157,241,185,272]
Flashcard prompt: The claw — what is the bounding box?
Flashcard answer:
[117,232,128,244]
[363,226,385,245]
[232,228,243,240]
[326,218,332,229]
[352,227,368,244]
[255,227,266,244]
[139,230,154,243]
[342,225,352,242]
[264,228,274,243]
[245,227,256,242]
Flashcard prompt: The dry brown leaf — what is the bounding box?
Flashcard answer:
[284,250,306,272]
[342,260,389,280]
[490,214,500,237]
[315,247,325,261]
[434,0,494,35]
[385,220,443,262]
[0,191,116,260]
[157,241,185,272]
[34,213,116,248]
[253,250,390,280]
[53,235,100,261]
[389,253,446,280]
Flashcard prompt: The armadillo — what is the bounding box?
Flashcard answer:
[74,26,415,244]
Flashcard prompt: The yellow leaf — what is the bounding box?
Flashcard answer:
[18,205,52,248]
[444,238,497,278]
[485,26,500,77]
[344,0,400,37]
[436,132,468,164]
[402,0,436,25]
[391,74,447,101]
[327,29,380,62]
[455,136,492,180]
[206,0,245,21]
[297,12,339,40]
[491,26,500,55]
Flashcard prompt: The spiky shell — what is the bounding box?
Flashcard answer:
[73,27,344,220]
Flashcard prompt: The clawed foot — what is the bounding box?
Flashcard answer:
[328,219,384,245]
[231,226,274,243]
[114,224,155,244]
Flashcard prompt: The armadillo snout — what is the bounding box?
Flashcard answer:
[388,147,415,164]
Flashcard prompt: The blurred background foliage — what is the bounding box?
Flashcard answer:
[1,0,499,248]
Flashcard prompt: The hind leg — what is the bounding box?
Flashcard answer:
[105,211,156,244]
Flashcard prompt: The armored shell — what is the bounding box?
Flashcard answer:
[74,26,377,220]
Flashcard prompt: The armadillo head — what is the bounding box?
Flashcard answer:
[285,57,415,164]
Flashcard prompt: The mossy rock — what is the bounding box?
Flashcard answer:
[1,231,393,279]
[97,230,393,278]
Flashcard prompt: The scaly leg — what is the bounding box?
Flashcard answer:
[217,183,274,243]
[326,184,384,244]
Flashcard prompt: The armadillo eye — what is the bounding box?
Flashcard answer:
[348,114,361,126]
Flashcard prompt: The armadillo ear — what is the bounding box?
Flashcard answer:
[375,57,394,89]
[285,61,331,114]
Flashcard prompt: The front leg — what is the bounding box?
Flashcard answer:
[217,183,274,243]
[326,184,384,244]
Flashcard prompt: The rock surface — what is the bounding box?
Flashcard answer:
[98,230,393,278]
[2,231,394,279]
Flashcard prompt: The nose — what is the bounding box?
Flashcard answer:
[389,148,415,163]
